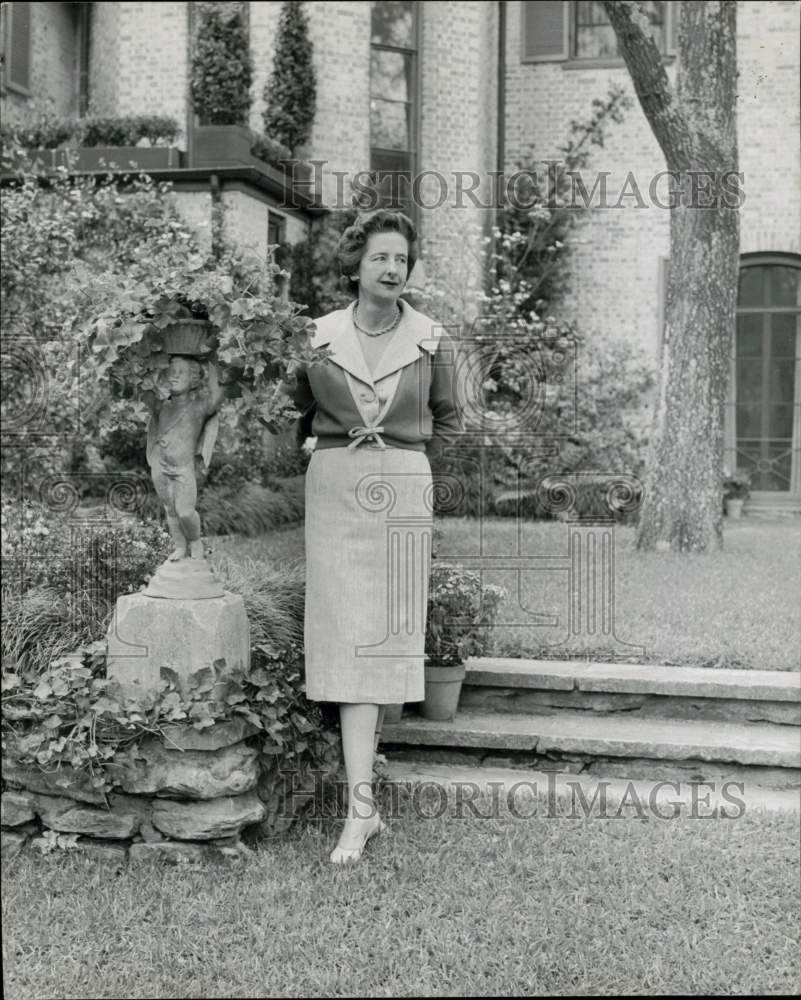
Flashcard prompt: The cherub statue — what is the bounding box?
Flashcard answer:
[145,354,225,560]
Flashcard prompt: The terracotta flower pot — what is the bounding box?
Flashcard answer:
[421,662,466,721]
[725,497,745,519]
[382,703,403,725]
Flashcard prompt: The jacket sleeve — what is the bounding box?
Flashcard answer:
[426,334,463,461]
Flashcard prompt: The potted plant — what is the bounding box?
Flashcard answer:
[72,114,182,171]
[0,113,182,174]
[421,563,506,721]
[723,467,751,519]
[190,6,254,167]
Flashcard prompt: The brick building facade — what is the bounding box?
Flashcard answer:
[2,0,799,502]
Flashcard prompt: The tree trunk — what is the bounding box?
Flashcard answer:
[604,1,740,551]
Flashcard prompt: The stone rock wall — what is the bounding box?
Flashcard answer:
[1,723,269,864]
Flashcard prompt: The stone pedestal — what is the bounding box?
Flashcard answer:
[106,591,249,696]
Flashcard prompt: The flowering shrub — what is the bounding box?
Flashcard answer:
[1,496,170,597]
[251,134,293,169]
[0,108,77,150]
[75,236,325,450]
[78,114,180,147]
[426,563,506,667]
[1,496,171,669]
[419,88,652,520]
[722,467,751,501]
[418,86,632,333]
[0,146,202,492]
[0,112,180,150]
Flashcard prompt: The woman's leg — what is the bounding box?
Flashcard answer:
[333,702,382,858]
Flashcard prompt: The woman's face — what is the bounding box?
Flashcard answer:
[354,231,409,305]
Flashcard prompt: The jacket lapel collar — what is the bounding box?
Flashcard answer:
[310,301,443,386]
[371,302,442,382]
[311,303,374,386]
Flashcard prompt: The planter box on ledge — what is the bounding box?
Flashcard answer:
[20,146,183,173]
[192,124,254,168]
[191,124,314,186]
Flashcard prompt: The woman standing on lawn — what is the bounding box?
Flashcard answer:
[288,209,462,864]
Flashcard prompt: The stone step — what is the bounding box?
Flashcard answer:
[743,498,801,518]
[459,660,801,724]
[463,658,801,702]
[383,762,801,814]
[382,708,801,771]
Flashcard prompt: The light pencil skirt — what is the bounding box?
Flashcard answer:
[303,445,433,704]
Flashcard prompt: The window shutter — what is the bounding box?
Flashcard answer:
[522,1,568,63]
[667,0,681,56]
[6,1,32,93]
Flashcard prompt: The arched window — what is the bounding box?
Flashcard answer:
[727,255,801,495]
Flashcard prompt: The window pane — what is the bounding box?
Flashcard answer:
[771,313,798,356]
[736,313,762,356]
[371,49,410,102]
[770,266,801,307]
[575,1,607,27]
[736,404,762,438]
[371,0,414,47]
[8,1,32,91]
[574,0,664,57]
[576,24,618,58]
[737,443,792,491]
[370,99,410,150]
[736,360,762,404]
[768,405,794,438]
[769,360,795,403]
[371,149,411,174]
[738,267,765,307]
[647,2,665,28]
[368,152,413,212]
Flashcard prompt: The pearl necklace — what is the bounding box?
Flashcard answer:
[353,303,402,337]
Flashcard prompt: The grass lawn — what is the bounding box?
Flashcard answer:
[3,521,799,999]
[208,516,801,671]
[3,797,799,999]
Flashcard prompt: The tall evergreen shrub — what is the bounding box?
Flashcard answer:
[191,6,253,125]
[262,1,317,153]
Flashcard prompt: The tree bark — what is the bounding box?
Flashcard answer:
[603,1,740,551]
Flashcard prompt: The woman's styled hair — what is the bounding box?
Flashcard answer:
[336,209,418,294]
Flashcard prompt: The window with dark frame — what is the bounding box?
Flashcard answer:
[3,1,32,95]
[77,1,91,116]
[573,0,666,59]
[267,214,285,251]
[268,212,289,298]
[733,259,801,493]
[369,1,418,218]
[521,1,677,64]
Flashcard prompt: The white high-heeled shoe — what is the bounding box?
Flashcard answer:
[329,815,387,865]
